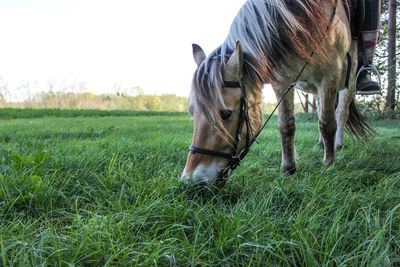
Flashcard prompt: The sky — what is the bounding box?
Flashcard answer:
[0,0,269,100]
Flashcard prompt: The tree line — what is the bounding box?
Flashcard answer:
[0,90,189,112]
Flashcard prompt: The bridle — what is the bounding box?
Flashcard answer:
[188,0,338,187]
[189,75,315,187]
[189,80,254,186]
[189,74,308,187]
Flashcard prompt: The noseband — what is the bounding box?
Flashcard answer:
[189,80,254,186]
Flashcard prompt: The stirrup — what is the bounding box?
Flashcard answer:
[354,65,382,95]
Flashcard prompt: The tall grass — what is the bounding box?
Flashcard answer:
[0,110,399,266]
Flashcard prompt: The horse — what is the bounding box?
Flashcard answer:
[182,0,374,185]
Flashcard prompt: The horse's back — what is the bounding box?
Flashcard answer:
[293,0,354,94]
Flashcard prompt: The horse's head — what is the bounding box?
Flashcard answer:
[181,42,263,186]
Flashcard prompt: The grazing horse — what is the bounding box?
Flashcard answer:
[182,0,373,185]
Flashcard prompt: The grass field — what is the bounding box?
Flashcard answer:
[1,108,400,266]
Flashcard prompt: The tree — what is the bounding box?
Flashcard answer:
[304,94,309,113]
[112,82,123,96]
[385,0,397,110]
[0,77,10,106]
[367,0,399,115]
[312,96,317,112]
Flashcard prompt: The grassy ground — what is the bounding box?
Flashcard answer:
[0,108,185,119]
[0,109,399,266]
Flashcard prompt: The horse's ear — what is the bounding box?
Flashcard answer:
[192,44,206,66]
[225,41,243,79]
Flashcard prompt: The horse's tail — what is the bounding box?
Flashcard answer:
[345,99,376,140]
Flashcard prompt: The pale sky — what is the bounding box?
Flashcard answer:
[0,0,261,99]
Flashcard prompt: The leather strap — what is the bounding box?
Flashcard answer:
[189,145,232,159]
[223,81,242,88]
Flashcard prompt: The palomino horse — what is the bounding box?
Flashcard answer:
[182,0,373,185]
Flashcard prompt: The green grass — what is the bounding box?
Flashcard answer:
[0,108,186,119]
[0,110,399,266]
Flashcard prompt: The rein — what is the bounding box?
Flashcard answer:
[189,0,338,187]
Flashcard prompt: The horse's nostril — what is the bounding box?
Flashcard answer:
[219,109,233,120]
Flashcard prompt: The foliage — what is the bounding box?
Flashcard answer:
[0,91,190,112]
[1,89,304,115]
[356,96,400,119]
[0,111,399,265]
[372,0,400,111]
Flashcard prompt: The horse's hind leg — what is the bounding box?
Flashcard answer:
[273,86,296,174]
[335,45,357,150]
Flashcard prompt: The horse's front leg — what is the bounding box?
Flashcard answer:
[335,88,354,150]
[274,87,296,174]
[316,97,324,148]
[319,76,340,166]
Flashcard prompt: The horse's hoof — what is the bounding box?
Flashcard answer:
[282,165,297,175]
[335,145,343,151]
[323,159,334,166]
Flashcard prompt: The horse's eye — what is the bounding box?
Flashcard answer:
[219,109,232,121]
